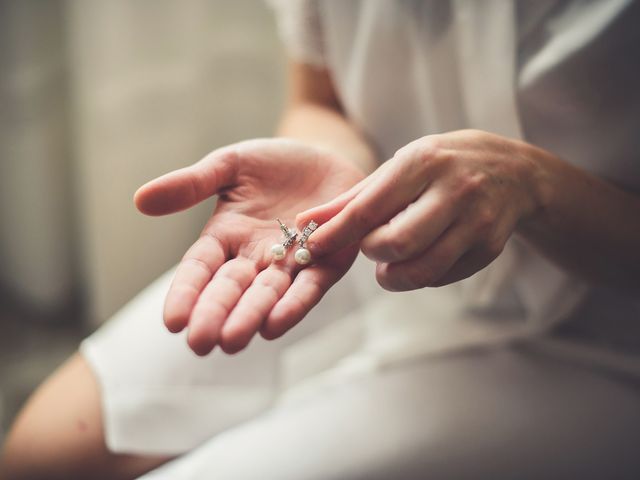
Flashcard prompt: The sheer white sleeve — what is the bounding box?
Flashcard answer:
[266,0,326,68]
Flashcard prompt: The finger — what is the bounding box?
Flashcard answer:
[187,257,257,356]
[163,233,227,333]
[260,264,343,340]
[375,222,476,291]
[295,186,360,229]
[360,187,457,263]
[295,163,384,228]
[307,159,428,258]
[431,217,512,287]
[219,266,292,354]
[134,147,238,216]
[430,246,499,287]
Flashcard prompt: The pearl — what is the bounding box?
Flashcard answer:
[294,247,311,265]
[271,243,286,261]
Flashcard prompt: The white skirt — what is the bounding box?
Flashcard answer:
[80,254,640,478]
[80,250,540,455]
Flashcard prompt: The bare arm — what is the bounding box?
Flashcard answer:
[517,143,640,292]
[277,61,378,175]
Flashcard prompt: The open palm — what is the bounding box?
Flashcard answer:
[135,138,364,355]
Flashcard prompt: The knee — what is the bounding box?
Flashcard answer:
[1,352,170,480]
[0,354,100,479]
[0,397,167,480]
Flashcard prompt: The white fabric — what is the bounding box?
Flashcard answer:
[276,0,639,343]
[81,255,379,454]
[267,0,326,67]
[81,0,640,470]
[137,345,640,480]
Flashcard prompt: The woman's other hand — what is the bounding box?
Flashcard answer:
[298,130,545,291]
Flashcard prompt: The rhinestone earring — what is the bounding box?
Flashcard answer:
[295,220,318,265]
[271,218,297,261]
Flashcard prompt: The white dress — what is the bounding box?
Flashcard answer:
[80,1,640,478]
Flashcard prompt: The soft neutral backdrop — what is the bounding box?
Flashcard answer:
[0,0,286,325]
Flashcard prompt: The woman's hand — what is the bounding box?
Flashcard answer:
[135,138,364,355]
[298,130,545,291]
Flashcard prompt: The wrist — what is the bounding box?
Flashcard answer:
[514,140,555,231]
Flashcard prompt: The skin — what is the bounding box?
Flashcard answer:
[132,61,377,355]
[298,130,640,294]
[135,138,364,354]
[0,354,171,480]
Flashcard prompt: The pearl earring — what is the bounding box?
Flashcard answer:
[295,220,317,265]
[271,219,297,261]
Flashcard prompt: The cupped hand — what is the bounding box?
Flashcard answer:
[135,138,364,355]
[297,130,544,291]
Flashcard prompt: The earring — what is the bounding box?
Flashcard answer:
[271,218,297,261]
[295,220,318,265]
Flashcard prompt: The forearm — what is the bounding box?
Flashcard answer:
[276,62,378,175]
[518,143,640,292]
[277,103,378,175]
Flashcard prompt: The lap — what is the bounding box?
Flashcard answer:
[140,345,640,480]
[81,260,373,455]
[81,264,640,479]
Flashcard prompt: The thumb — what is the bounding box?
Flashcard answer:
[134,148,237,216]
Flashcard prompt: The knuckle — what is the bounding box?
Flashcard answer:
[387,235,410,259]
[462,128,483,138]
[392,143,412,160]
[416,135,441,159]
[395,135,444,170]
[415,135,445,170]
[384,227,415,260]
[456,172,487,200]
[459,128,488,142]
[473,207,497,234]
[363,225,418,262]
[215,143,239,159]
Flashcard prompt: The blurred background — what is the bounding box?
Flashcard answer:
[0,0,285,439]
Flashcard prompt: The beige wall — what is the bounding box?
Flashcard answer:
[0,1,77,313]
[0,0,286,324]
